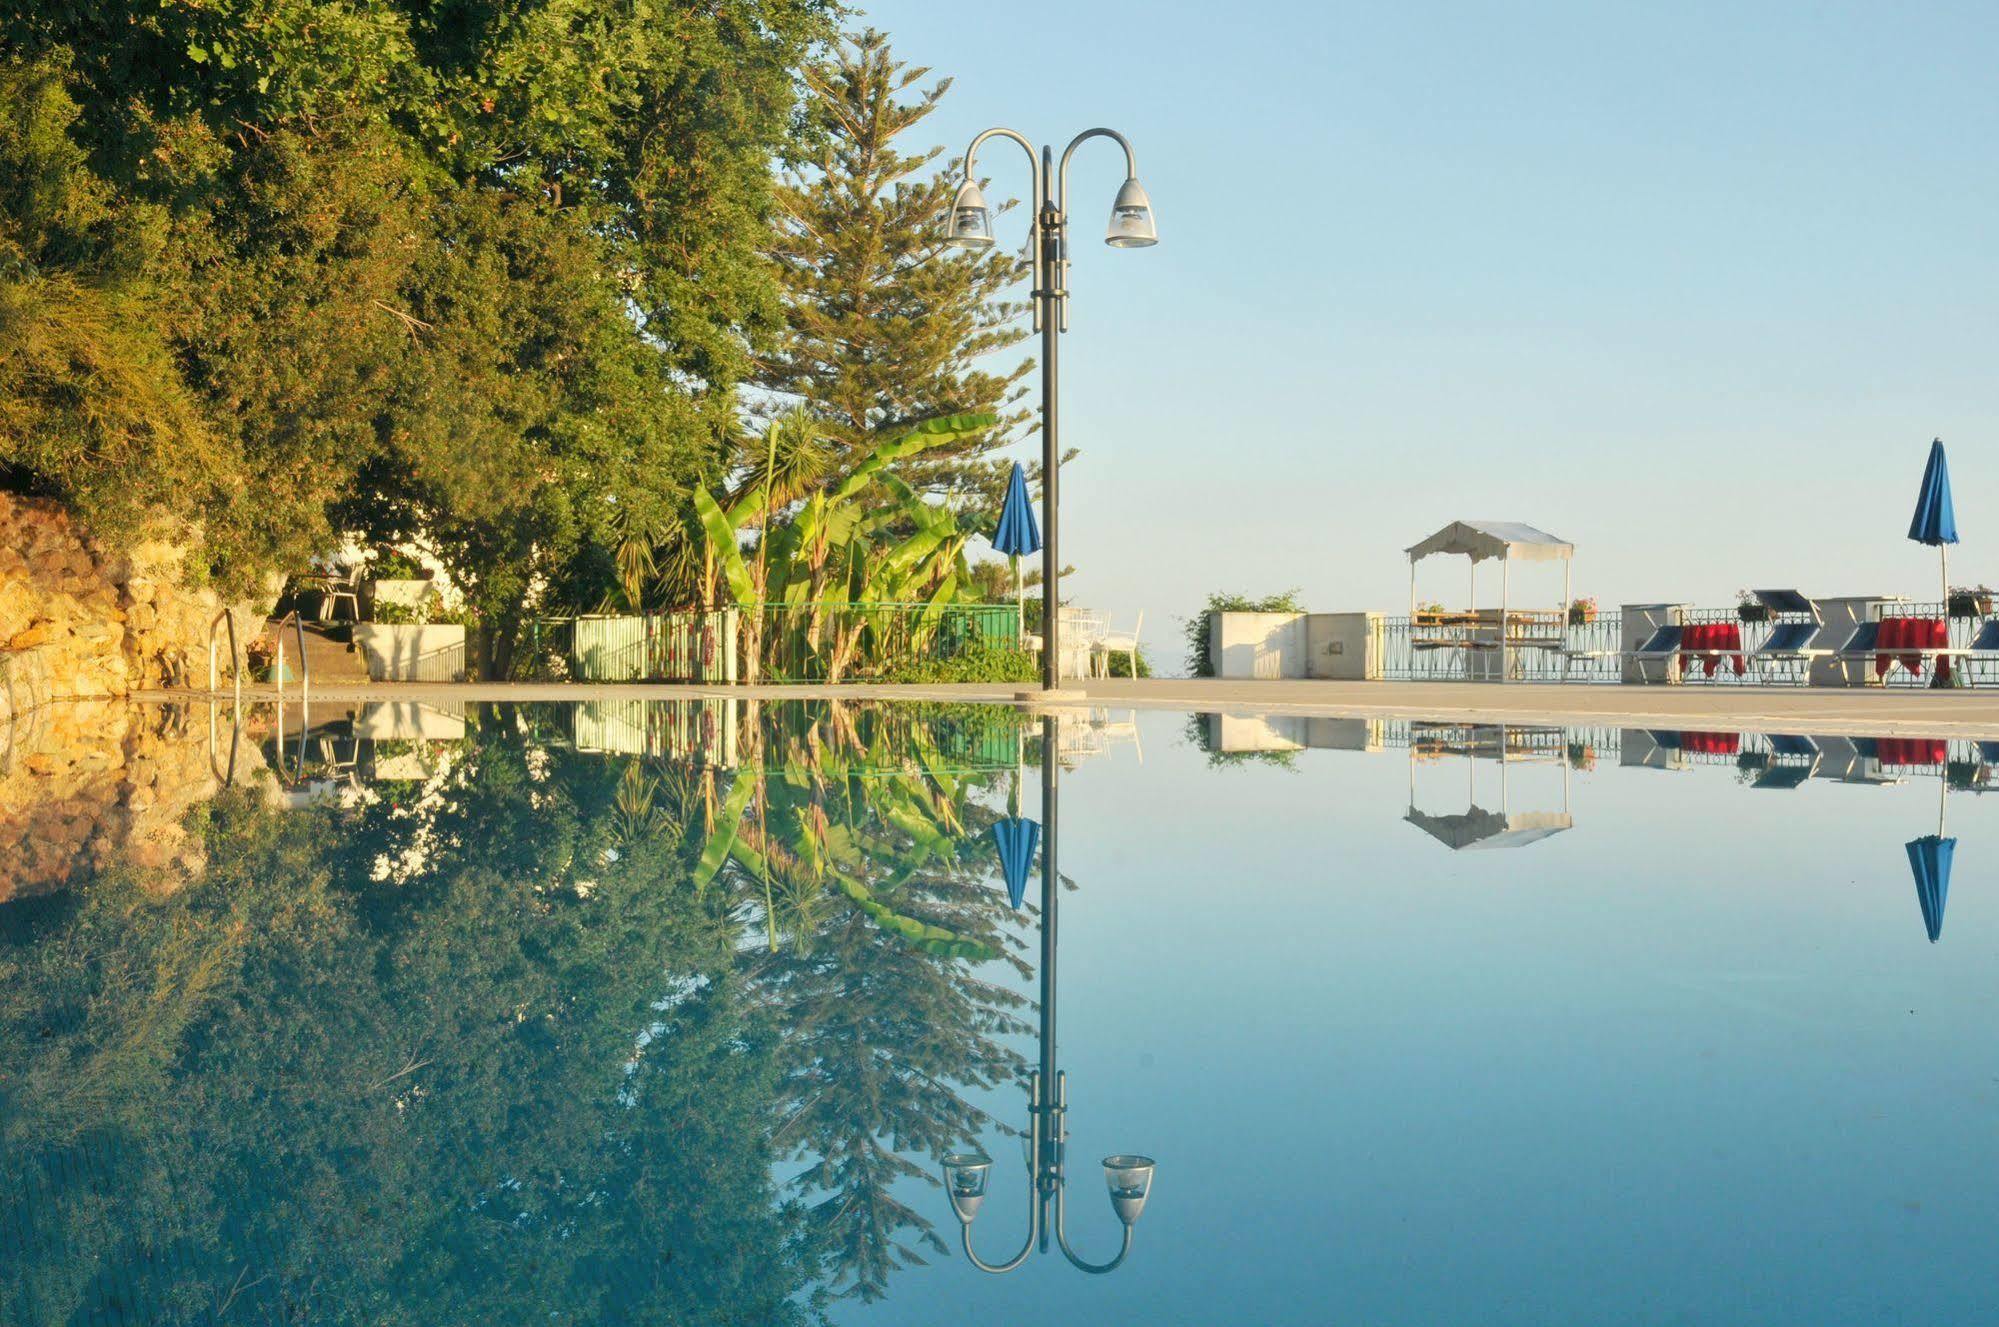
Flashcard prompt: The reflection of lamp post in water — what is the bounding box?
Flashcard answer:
[938,715,1155,1274]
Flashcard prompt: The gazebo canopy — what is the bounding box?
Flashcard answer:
[1406,520,1572,565]
[1404,807,1573,851]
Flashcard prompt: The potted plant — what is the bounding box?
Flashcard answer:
[1947,585,1994,619]
[1735,591,1769,623]
[351,598,471,681]
[1566,596,1598,626]
[246,634,294,684]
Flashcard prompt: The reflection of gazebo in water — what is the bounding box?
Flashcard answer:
[1405,723,1573,851]
[1406,521,1575,681]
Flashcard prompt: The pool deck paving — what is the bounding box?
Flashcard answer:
[133,677,1999,739]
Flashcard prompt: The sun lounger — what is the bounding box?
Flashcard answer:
[1750,589,1816,616]
[1751,733,1821,788]
[1624,625,1684,683]
[1956,619,1999,685]
[1746,621,1830,684]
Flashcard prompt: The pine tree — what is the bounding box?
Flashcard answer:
[756,30,1032,503]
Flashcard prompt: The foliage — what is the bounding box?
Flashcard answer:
[1180,713,1301,771]
[692,411,1002,680]
[1103,647,1152,678]
[0,698,1041,1318]
[0,0,835,629]
[882,641,1038,684]
[1183,589,1306,677]
[757,29,1030,502]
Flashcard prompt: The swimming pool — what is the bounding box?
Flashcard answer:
[3,700,1995,1324]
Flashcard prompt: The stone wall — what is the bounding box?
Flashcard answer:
[0,491,249,716]
[0,701,230,901]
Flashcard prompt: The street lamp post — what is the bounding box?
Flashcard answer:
[938,716,1156,1274]
[945,130,1158,694]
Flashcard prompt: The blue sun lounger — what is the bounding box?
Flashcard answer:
[1746,620,1830,684]
[1626,625,1684,683]
[1957,619,1999,685]
[1752,733,1821,788]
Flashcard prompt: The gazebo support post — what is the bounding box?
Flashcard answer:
[1500,556,1510,684]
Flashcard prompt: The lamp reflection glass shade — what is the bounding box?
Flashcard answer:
[947,180,995,249]
[1104,178,1157,248]
[1102,1153,1156,1225]
[941,1151,994,1221]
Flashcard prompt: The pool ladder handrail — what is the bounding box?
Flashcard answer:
[269,610,311,785]
[207,609,313,786]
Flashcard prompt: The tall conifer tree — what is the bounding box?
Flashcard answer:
[757,30,1032,502]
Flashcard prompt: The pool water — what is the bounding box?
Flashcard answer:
[3,702,1996,1325]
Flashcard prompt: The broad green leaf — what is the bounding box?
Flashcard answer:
[691,774,757,889]
[693,484,757,607]
[829,412,997,504]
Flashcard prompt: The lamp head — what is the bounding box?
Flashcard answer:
[1102,1154,1156,1225]
[1105,178,1157,248]
[941,1151,993,1222]
[946,180,995,250]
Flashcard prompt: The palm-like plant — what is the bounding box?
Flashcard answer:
[693,411,999,681]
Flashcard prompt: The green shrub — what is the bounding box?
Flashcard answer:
[1103,647,1151,678]
[882,642,1037,685]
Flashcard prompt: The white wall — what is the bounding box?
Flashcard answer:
[1210,612,1307,679]
[1305,612,1382,680]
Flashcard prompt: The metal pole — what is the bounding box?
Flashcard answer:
[1037,713,1060,1247]
[1039,151,1063,693]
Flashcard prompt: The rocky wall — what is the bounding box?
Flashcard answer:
[0,490,255,706]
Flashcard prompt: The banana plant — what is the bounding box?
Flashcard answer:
[693,412,998,681]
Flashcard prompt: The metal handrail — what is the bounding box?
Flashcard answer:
[271,609,310,706]
[270,611,312,786]
[207,608,243,705]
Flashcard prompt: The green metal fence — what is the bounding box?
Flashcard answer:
[571,610,739,682]
[566,603,1021,683]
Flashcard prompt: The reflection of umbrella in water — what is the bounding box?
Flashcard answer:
[991,817,1041,910]
[1906,776,1956,943]
[1404,723,1573,851]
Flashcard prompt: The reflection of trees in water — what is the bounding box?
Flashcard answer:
[715,702,1034,1302]
[0,701,1031,1322]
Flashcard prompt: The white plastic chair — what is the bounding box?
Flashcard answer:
[1093,612,1144,677]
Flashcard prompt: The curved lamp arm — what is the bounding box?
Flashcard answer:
[1051,127,1143,329]
[1051,1186,1135,1274]
[1055,127,1140,213]
[959,1211,1039,1275]
[963,127,1047,330]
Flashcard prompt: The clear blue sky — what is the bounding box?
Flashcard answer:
[861,0,1999,671]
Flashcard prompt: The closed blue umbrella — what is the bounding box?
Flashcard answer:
[1906,834,1954,943]
[992,461,1041,641]
[992,461,1041,558]
[991,817,1041,910]
[1908,437,1958,608]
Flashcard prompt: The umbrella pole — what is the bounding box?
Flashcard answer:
[1939,772,1948,838]
[1941,544,1950,616]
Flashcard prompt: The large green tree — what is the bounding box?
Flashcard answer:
[756,29,1032,502]
[0,1,834,645]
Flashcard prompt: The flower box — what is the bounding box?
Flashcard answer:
[1947,592,1992,619]
[1736,603,1770,623]
[351,624,466,682]
[365,577,436,616]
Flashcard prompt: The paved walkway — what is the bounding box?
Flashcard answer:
[134,676,1999,738]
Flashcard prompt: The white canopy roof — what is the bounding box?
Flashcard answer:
[1404,807,1573,851]
[1406,520,1573,565]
